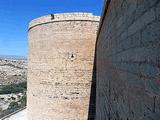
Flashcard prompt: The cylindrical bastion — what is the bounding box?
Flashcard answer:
[28,13,100,120]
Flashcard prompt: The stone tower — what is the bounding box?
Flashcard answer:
[28,13,100,120]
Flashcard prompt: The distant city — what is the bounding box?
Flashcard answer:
[0,55,27,60]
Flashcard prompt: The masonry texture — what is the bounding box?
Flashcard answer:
[28,13,100,120]
[96,0,160,120]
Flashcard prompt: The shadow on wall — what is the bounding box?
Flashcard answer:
[96,0,160,119]
[88,52,97,120]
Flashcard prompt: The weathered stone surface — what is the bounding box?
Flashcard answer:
[28,13,100,120]
[142,20,160,46]
[96,0,160,120]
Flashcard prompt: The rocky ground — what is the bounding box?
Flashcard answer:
[0,59,27,85]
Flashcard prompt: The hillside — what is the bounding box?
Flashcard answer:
[0,58,27,85]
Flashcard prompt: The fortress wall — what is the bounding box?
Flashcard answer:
[96,0,160,119]
[28,13,100,120]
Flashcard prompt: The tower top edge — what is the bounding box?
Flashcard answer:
[28,12,100,29]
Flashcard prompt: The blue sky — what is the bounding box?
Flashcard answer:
[0,0,103,57]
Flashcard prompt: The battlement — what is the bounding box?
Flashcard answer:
[29,13,100,30]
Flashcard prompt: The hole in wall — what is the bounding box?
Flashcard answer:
[68,53,76,61]
[71,54,74,58]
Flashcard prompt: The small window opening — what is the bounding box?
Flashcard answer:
[71,54,74,58]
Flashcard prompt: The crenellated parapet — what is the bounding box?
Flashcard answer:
[29,13,100,30]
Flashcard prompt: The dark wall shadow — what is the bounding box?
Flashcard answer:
[87,53,96,120]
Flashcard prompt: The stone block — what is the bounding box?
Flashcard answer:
[123,31,141,50]
[142,21,160,47]
[127,0,137,15]
[155,1,160,21]
[148,0,159,7]
[135,0,150,19]
[140,64,160,78]
[120,30,128,42]
[145,78,160,96]
[128,8,156,36]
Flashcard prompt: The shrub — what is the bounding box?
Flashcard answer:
[19,96,27,106]
[8,102,19,109]
[0,82,27,94]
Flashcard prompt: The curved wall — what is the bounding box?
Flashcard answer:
[28,13,100,120]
